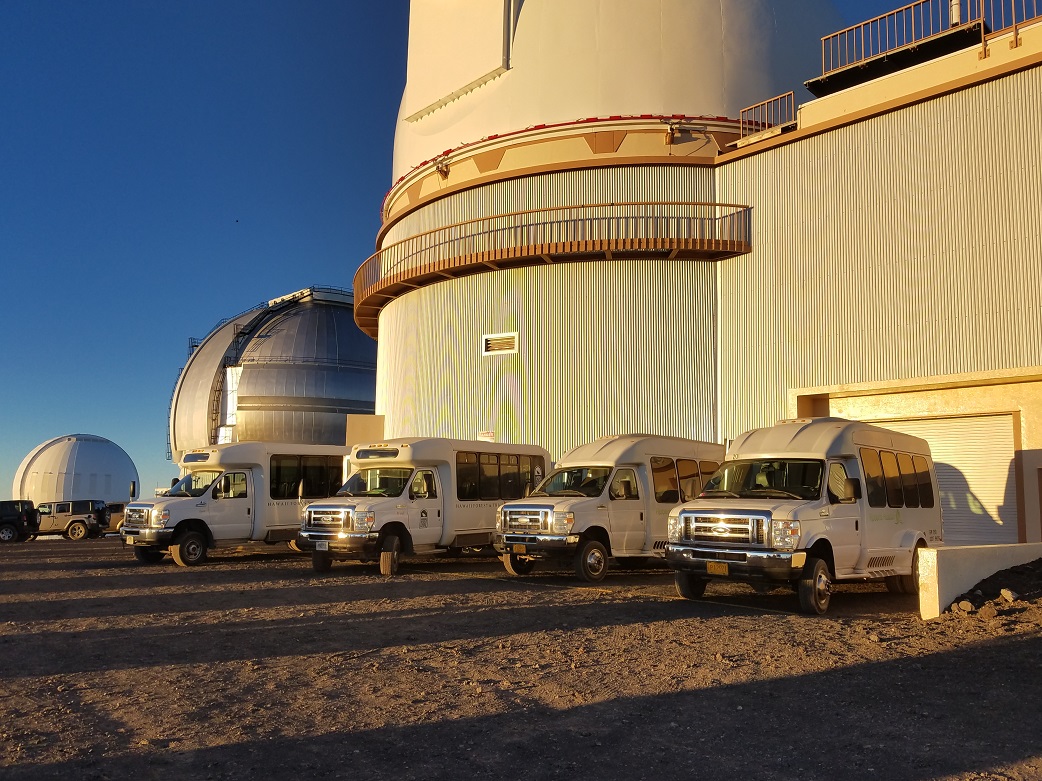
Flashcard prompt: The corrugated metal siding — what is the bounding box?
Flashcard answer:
[375,260,718,459]
[716,65,1042,440]
[382,165,718,247]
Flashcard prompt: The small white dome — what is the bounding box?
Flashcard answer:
[13,434,139,505]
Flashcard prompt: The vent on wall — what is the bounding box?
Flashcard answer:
[483,332,518,356]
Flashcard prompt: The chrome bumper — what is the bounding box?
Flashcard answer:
[665,543,806,581]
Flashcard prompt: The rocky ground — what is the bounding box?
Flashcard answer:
[1,537,1041,781]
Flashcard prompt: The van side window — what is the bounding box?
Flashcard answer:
[410,470,436,499]
[859,448,887,508]
[609,469,640,500]
[480,454,500,500]
[651,457,679,503]
[501,456,521,500]
[913,455,935,508]
[225,472,248,498]
[879,450,904,508]
[520,455,545,496]
[456,452,480,501]
[270,455,301,500]
[897,452,920,508]
[699,461,720,482]
[827,463,850,504]
[301,455,343,499]
[676,459,701,501]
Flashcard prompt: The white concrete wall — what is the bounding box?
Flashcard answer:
[918,543,1042,620]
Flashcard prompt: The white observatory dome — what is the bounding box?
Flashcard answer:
[13,434,140,505]
[393,0,842,179]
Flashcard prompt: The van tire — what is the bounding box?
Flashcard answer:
[170,531,208,567]
[899,545,922,594]
[0,524,18,543]
[66,521,89,541]
[312,550,333,573]
[797,557,832,615]
[503,553,535,576]
[134,547,166,565]
[379,533,401,577]
[675,571,709,599]
[574,539,608,582]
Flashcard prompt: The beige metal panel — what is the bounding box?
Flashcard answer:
[374,260,718,458]
[715,65,1042,441]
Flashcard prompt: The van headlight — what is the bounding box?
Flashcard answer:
[353,510,376,532]
[150,509,169,528]
[667,513,683,542]
[771,519,800,550]
[551,511,574,534]
[495,505,504,532]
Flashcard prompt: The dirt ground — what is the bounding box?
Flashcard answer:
[2,537,1041,781]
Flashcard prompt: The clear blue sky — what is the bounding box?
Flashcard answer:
[0,1,891,499]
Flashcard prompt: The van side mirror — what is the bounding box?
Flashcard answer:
[129,481,137,500]
[842,477,862,503]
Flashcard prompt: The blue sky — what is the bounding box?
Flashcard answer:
[0,1,892,498]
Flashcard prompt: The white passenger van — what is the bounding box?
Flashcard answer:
[297,438,552,575]
[493,435,725,582]
[664,418,943,614]
[121,442,348,566]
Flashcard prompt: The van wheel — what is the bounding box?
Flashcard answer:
[675,571,708,599]
[379,533,401,577]
[897,545,922,594]
[66,521,89,541]
[170,531,208,567]
[0,524,18,543]
[312,550,333,573]
[797,557,832,614]
[503,553,535,576]
[574,539,608,582]
[134,547,166,564]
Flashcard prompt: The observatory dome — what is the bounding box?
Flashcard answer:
[169,287,376,461]
[393,0,841,178]
[13,434,139,505]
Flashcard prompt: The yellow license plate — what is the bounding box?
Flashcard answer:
[512,544,527,554]
[707,561,729,576]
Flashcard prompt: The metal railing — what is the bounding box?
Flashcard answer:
[354,201,753,301]
[821,0,1042,75]
[740,92,795,138]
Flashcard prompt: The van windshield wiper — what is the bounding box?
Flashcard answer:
[745,488,803,500]
[700,489,740,498]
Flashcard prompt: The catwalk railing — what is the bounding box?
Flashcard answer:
[821,0,1042,75]
[353,202,752,334]
[740,92,796,138]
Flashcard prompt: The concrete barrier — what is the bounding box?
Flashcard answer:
[918,543,1042,620]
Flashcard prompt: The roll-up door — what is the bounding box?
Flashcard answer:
[873,415,1018,545]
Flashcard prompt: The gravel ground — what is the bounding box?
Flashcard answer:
[2,537,1041,781]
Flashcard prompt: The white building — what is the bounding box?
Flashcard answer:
[354,0,1042,546]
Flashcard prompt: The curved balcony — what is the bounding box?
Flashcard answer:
[353,201,752,337]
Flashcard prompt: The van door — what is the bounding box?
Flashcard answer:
[824,461,861,575]
[206,471,254,540]
[406,469,442,546]
[607,468,644,553]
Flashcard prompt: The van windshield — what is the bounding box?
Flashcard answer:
[531,467,611,498]
[168,471,222,498]
[337,468,412,498]
[701,459,824,501]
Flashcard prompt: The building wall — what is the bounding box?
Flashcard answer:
[376,259,718,457]
[716,64,1042,437]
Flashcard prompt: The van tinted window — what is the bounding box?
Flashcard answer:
[897,452,920,508]
[914,455,935,508]
[456,452,479,501]
[879,451,903,508]
[677,459,701,501]
[859,448,887,508]
[651,457,679,503]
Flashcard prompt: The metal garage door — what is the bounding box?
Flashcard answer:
[874,415,1018,546]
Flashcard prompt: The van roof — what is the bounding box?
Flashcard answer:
[558,434,723,466]
[727,418,932,460]
[350,438,550,464]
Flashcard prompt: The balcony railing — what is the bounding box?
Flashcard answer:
[821,0,1042,75]
[353,201,752,336]
[740,92,795,138]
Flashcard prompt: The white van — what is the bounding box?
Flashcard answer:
[297,438,551,575]
[121,442,348,566]
[493,434,725,581]
[665,417,944,614]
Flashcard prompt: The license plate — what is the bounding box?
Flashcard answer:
[316,541,328,551]
[707,561,729,576]
[512,543,527,554]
